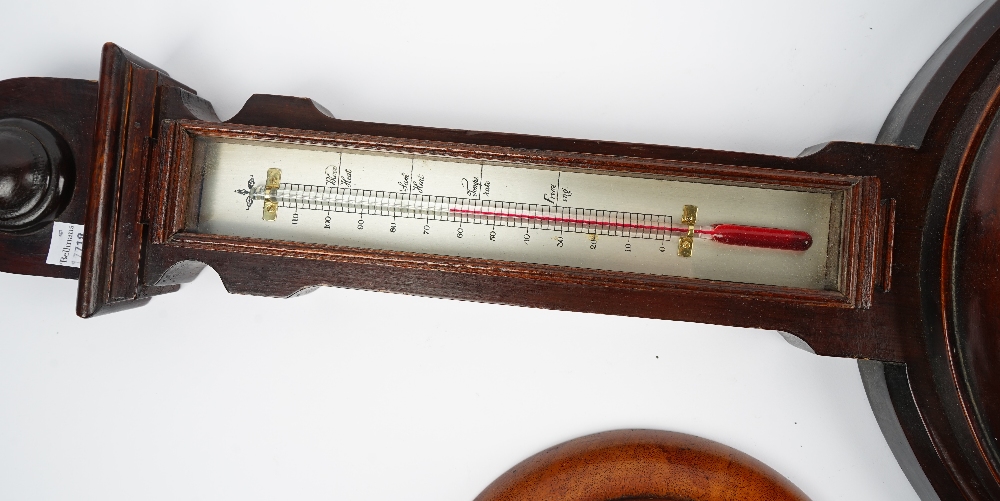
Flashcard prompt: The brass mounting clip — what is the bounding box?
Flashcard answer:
[262,168,281,221]
[678,204,698,257]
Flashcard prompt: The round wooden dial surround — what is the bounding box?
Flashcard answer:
[948,105,1000,481]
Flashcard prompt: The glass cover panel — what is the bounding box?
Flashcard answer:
[189,137,844,290]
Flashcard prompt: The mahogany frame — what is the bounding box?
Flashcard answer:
[147,119,879,309]
[72,44,904,363]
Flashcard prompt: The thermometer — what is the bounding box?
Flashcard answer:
[190,136,838,290]
[250,172,814,252]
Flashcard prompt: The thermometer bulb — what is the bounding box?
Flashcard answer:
[700,224,813,252]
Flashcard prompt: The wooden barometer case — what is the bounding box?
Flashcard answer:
[1,2,999,499]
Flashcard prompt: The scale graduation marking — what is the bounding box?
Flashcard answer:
[198,138,836,288]
[255,182,676,241]
[251,179,814,251]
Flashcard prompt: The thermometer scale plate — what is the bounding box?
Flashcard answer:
[150,120,878,310]
[193,136,838,290]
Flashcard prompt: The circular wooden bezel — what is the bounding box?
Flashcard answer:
[865,2,1000,499]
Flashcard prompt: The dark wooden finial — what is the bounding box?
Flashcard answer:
[0,118,72,232]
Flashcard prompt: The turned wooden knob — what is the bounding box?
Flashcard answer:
[0,118,72,232]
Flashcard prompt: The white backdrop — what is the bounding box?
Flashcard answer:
[0,1,981,499]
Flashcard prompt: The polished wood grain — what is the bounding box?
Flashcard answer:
[858,2,1000,499]
[0,118,72,232]
[0,77,96,279]
[139,112,894,361]
[952,110,1000,495]
[76,43,216,317]
[148,119,877,301]
[474,430,809,501]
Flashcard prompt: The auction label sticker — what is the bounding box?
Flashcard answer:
[45,222,84,268]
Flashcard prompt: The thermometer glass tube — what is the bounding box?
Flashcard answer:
[187,136,846,291]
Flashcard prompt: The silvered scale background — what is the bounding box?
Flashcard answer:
[193,137,839,290]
